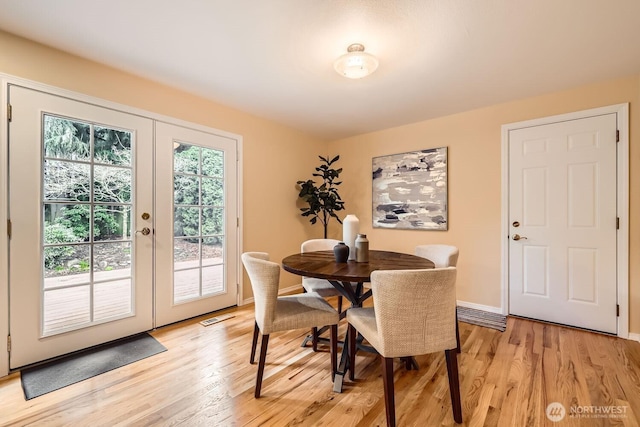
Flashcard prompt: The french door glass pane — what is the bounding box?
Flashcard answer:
[173,142,225,303]
[174,145,200,174]
[94,279,132,321]
[174,207,200,237]
[94,242,131,281]
[43,286,91,336]
[201,178,223,205]
[94,205,132,241]
[174,238,200,266]
[94,126,131,166]
[202,149,223,177]
[202,236,223,266]
[203,207,224,235]
[174,174,200,205]
[43,116,90,161]
[44,160,90,201]
[203,265,224,295]
[41,114,134,336]
[174,269,201,303]
[94,165,131,203]
[43,244,90,281]
[43,203,89,243]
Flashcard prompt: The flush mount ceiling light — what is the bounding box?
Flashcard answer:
[333,43,379,79]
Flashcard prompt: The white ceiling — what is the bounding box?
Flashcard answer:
[1,0,640,141]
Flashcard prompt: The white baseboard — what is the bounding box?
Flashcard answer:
[456,300,503,315]
[242,294,505,314]
[628,333,640,342]
[241,284,301,306]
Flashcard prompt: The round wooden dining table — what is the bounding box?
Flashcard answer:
[282,249,435,283]
[281,249,435,392]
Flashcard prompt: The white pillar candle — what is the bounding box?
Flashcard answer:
[342,214,360,261]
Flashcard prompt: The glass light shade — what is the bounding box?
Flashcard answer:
[334,45,379,79]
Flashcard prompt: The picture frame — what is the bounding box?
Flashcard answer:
[372,147,448,230]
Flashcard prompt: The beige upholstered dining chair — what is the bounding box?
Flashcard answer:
[241,252,339,398]
[301,239,344,309]
[415,244,461,353]
[347,268,462,426]
[414,244,459,268]
[301,239,352,350]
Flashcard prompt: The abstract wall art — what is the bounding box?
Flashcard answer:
[372,147,448,230]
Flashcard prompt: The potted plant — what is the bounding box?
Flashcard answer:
[297,155,345,238]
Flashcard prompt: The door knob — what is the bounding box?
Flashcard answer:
[136,227,151,236]
[512,234,528,241]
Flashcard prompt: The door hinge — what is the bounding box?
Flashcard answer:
[6,335,10,353]
[237,217,239,227]
[6,219,11,239]
[616,304,620,317]
[7,103,11,122]
[616,217,620,230]
[616,129,620,142]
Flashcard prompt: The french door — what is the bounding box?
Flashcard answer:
[8,86,239,368]
[154,122,238,327]
[8,86,154,368]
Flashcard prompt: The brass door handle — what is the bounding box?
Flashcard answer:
[136,227,151,236]
[512,234,528,241]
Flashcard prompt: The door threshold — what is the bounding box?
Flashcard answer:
[509,314,617,337]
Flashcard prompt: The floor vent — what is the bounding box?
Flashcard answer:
[457,306,507,332]
[199,314,235,327]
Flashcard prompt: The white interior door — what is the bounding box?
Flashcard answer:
[155,122,238,327]
[508,113,618,333]
[8,85,154,368]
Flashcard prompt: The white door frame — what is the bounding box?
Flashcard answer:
[0,73,244,377]
[501,103,629,339]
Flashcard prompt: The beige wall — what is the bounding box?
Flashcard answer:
[1,30,638,334]
[329,75,640,333]
[0,30,324,298]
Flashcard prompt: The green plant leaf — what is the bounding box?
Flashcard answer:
[296,154,345,235]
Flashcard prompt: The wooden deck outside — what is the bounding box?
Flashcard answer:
[43,259,224,335]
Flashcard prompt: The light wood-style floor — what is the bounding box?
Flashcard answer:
[1,299,639,426]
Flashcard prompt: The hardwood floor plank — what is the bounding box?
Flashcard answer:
[1,303,640,426]
[467,382,495,427]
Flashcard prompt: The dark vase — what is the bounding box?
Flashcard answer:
[333,242,349,263]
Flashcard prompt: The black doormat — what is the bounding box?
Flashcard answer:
[20,332,167,400]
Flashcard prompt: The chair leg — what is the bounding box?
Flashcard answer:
[348,323,356,381]
[250,322,259,364]
[337,296,343,313]
[445,349,463,423]
[255,334,270,398]
[401,356,412,370]
[330,324,338,381]
[455,309,461,353]
[312,327,318,352]
[381,356,396,427]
